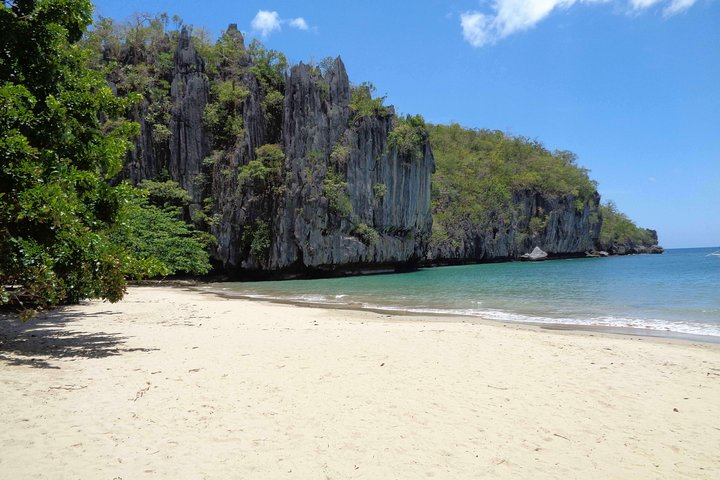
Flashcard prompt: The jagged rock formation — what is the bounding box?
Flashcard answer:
[103,23,658,276]
[430,190,602,263]
[269,61,434,271]
[115,26,434,275]
[169,28,211,207]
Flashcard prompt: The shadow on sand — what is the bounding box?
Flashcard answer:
[0,308,156,369]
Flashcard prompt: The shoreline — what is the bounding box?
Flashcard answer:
[194,284,720,346]
[2,286,719,479]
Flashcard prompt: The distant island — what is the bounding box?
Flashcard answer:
[1,9,661,311]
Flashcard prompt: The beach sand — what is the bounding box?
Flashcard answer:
[1,286,719,479]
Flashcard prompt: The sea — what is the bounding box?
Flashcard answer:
[214,247,720,340]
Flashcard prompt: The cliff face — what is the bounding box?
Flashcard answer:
[600,229,664,255]
[430,190,601,262]
[114,25,650,275]
[120,28,434,275]
[169,29,211,207]
[268,62,434,271]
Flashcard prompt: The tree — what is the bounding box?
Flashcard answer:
[110,183,212,277]
[0,0,139,310]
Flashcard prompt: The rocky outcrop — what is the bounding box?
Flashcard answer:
[600,229,664,255]
[521,246,548,261]
[430,190,601,262]
[141,29,435,275]
[255,59,433,272]
[123,98,168,183]
[169,28,210,206]
[114,25,660,275]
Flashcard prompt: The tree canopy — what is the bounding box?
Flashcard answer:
[1,0,140,309]
[429,123,598,247]
[599,201,656,248]
[0,1,211,313]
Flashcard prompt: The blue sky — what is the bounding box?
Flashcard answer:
[93,0,720,248]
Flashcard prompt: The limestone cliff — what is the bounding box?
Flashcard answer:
[119,27,434,275]
[267,61,434,272]
[430,190,602,262]
[599,228,664,255]
[106,24,655,276]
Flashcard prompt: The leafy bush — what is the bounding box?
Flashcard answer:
[323,172,352,217]
[204,81,249,146]
[330,142,350,166]
[111,186,212,276]
[388,114,427,162]
[238,160,272,186]
[238,144,284,188]
[139,180,192,210]
[242,220,271,261]
[353,223,380,245]
[213,80,249,107]
[528,216,546,235]
[349,82,390,120]
[373,183,387,199]
[255,143,285,170]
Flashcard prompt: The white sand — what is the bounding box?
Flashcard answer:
[1,286,719,479]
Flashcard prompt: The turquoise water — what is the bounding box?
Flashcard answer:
[216,247,720,338]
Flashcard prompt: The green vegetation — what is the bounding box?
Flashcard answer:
[330,142,350,166]
[388,114,427,162]
[353,223,380,246]
[0,4,214,313]
[204,80,249,146]
[599,201,655,247]
[82,14,178,153]
[238,144,284,189]
[139,180,192,209]
[430,123,598,248]
[373,183,387,199]
[0,0,140,310]
[111,184,212,277]
[248,39,287,143]
[349,82,390,121]
[242,219,271,261]
[323,172,353,217]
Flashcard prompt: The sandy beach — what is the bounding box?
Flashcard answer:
[1,286,719,479]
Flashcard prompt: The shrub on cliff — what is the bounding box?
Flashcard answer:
[323,172,353,217]
[388,114,428,162]
[349,82,390,121]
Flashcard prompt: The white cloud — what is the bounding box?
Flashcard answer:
[663,0,697,16]
[629,0,663,9]
[251,11,312,37]
[461,0,703,47]
[494,0,579,38]
[461,12,493,47]
[251,10,281,37]
[461,0,586,47]
[289,17,309,30]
